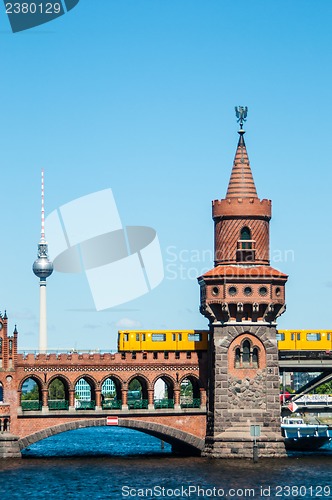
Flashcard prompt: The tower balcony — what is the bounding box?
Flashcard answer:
[236,240,256,263]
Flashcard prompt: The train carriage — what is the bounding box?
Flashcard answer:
[118,330,209,352]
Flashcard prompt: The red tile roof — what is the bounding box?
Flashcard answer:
[199,265,288,280]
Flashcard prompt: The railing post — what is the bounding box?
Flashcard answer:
[200,388,206,409]
[69,390,75,412]
[148,389,154,410]
[42,389,49,413]
[95,390,101,410]
[174,389,181,410]
[121,389,128,410]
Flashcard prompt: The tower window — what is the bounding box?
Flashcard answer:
[234,338,260,369]
[240,227,252,249]
[237,227,255,262]
[212,286,219,296]
[229,286,237,296]
[259,286,268,296]
[244,286,253,296]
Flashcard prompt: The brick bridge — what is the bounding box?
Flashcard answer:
[0,316,207,457]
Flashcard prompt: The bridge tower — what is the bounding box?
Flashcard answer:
[198,108,288,458]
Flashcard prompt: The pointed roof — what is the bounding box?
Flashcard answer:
[225,131,258,199]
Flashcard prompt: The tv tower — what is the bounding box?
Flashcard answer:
[32,170,53,352]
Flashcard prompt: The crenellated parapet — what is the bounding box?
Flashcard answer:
[212,197,271,220]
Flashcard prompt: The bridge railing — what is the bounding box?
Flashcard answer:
[75,400,96,410]
[102,400,122,410]
[154,399,175,409]
[21,400,42,411]
[48,400,69,410]
[180,398,201,409]
[127,399,148,410]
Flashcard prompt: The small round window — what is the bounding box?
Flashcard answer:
[212,286,219,296]
[244,286,252,296]
[259,286,268,297]
[275,287,281,297]
[229,286,237,296]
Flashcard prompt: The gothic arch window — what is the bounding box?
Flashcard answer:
[234,338,260,369]
[240,227,252,249]
[9,340,12,355]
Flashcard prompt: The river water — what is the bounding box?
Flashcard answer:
[0,427,332,499]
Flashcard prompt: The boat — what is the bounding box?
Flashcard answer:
[281,417,331,451]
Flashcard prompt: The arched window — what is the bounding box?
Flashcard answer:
[9,340,12,355]
[234,339,260,369]
[235,348,241,368]
[252,348,259,368]
[242,340,250,364]
[240,227,252,249]
[0,338,2,355]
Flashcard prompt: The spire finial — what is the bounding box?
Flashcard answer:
[235,106,248,131]
[41,169,45,243]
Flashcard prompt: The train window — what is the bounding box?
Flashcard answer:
[307,333,321,341]
[124,334,129,342]
[178,333,182,341]
[291,333,295,341]
[188,333,202,342]
[164,352,169,359]
[136,334,140,341]
[152,334,166,342]
[142,334,146,341]
[172,333,176,341]
[153,352,158,360]
[327,333,331,341]
[276,333,285,341]
[297,333,301,341]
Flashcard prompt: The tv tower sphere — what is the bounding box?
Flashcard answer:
[32,243,54,279]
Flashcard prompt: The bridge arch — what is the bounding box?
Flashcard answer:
[18,374,44,392]
[18,418,204,455]
[47,374,72,391]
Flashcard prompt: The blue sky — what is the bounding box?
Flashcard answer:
[1,0,331,350]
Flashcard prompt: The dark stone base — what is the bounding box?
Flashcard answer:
[203,434,286,459]
[0,434,22,458]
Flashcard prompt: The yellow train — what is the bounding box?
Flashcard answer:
[117,329,332,352]
[118,330,209,351]
[277,330,332,351]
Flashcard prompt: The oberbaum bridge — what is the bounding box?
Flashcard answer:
[0,109,331,459]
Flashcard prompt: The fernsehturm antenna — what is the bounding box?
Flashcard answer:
[32,170,53,352]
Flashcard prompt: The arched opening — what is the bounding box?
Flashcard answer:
[235,348,241,368]
[230,335,263,371]
[240,226,252,247]
[21,377,42,411]
[48,377,69,410]
[75,377,96,410]
[252,347,259,368]
[154,376,175,409]
[237,226,255,262]
[0,382,3,402]
[242,340,251,366]
[127,376,148,410]
[180,376,201,408]
[101,377,122,410]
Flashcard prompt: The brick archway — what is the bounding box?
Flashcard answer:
[17,417,204,455]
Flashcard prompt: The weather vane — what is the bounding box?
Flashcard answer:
[235,106,248,129]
